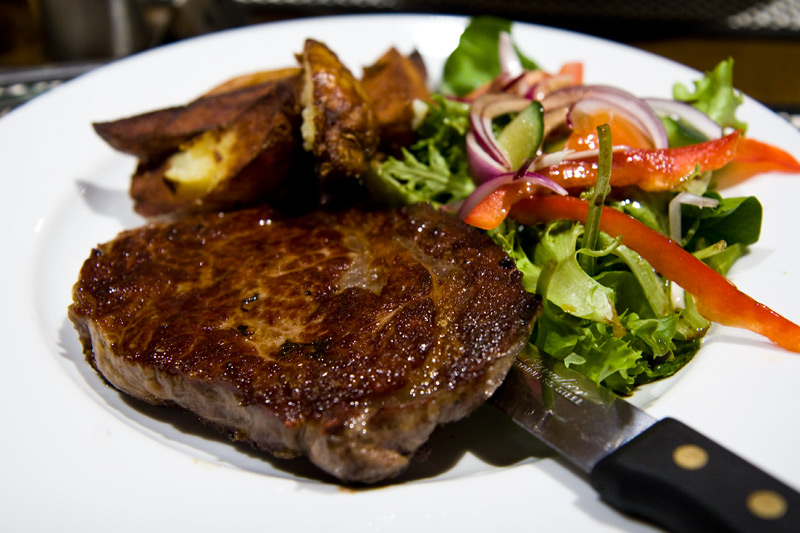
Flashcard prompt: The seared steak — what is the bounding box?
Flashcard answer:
[69,204,539,483]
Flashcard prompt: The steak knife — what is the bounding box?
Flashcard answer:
[488,349,800,532]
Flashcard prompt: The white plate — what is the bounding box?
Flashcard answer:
[2,14,799,532]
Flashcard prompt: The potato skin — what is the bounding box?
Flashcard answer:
[130,77,302,219]
[361,48,430,155]
[300,39,379,181]
[202,67,302,97]
[93,69,302,162]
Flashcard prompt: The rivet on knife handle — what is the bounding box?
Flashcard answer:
[590,418,800,533]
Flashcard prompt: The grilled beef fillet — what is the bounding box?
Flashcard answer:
[68,204,540,483]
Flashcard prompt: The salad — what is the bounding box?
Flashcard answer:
[366,17,800,395]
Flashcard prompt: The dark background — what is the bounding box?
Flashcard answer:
[1,0,799,119]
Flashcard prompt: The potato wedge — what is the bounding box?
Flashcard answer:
[93,69,302,161]
[202,67,301,96]
[299,39,379,181]
[361,48,430,154]
[130,79,300,218]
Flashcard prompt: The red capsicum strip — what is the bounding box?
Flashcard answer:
[464,189,800,353]
[539,131,743,191]
[734,137,800,170]
[715,136,800,187]
[539,131,800,192]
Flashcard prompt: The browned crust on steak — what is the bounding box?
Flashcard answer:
[68,204,539,483]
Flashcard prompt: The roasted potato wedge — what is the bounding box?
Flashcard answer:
[202,67,302,96]
[93,69,302,161]
[361,48,430,154]
[130,79,300,218]
[299,39,379,181]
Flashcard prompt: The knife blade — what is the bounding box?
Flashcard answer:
[489,348,800,532]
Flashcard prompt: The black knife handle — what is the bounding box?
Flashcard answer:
[590,418,800,532]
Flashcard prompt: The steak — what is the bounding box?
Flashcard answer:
[68,204,540,483]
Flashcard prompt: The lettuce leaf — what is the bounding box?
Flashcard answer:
[679,192,762,275]
[660,115,712,147]
[535,303,643,388]
[506,217,708,394]
[673,58,746,131]
[595,234,671,318]
[609,188,672,235]
[441,16,538,96]
[489,221,541,293]
[534,294,699,394]
[534,221,617,325]
[681,192,762,249]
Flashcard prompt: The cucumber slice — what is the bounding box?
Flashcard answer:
[496,101,544,169]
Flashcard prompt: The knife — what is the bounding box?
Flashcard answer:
[488,348,800,532]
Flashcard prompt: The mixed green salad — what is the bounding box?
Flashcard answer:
[365,17,800,395]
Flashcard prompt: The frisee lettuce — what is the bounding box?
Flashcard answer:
[364,95,474,206]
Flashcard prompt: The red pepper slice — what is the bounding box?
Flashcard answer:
[540,131,743,191]
[557,61,583,85]
[465,189,800,353]
[716,137,800,187]
[734,137,800,169]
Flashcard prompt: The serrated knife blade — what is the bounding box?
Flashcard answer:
[489,349,800,533]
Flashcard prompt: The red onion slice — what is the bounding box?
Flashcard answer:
[644,97,724,140]
[500,71,528,93]
[566,97,656,147]
[504,70,548,97]
[466,131,508,183]
[667,192,720,309]
[531,148,575,169]
[526,73,576,101]
[470,93,532,168]
[498,32,523,77]
[529,146,629,171]
[542,106,569,140]
[542,85,669,149]
[457,171,568,221]
[668,192,720,243]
